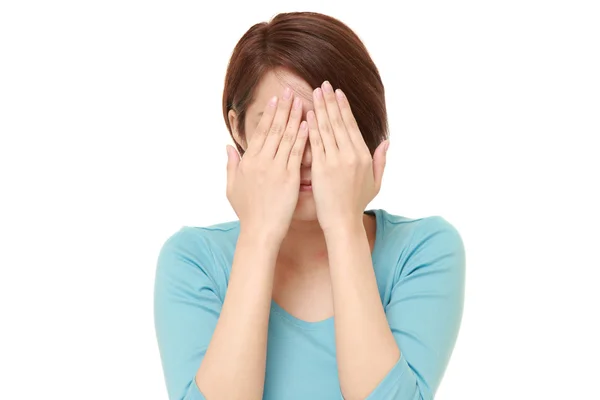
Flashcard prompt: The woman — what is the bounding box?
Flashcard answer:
[154,11,465,400]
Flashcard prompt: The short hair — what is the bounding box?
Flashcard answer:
[222,11,388,156]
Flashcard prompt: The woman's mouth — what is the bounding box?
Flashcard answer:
[300,180,312,192]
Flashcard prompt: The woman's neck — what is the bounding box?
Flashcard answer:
[278,218,328,271]
[276,213,376,274]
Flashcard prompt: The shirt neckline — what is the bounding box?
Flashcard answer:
[270,208,385,330]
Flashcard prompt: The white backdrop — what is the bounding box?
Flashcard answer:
[1,1,598,398]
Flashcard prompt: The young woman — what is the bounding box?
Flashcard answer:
[154,11,465,400]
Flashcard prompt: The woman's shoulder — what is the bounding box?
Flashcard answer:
[375,208,465,275]
[376,209,462,243]
[162,219,240,252]
[156,220,240,293]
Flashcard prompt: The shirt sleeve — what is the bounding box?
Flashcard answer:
[154,228,224,400]
[365,216,466,400]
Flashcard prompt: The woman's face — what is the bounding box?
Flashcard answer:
[237,68,317,222]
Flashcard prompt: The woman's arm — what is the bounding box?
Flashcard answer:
[155,89,308,400]
[195,230,279,400]
[198,90,307,398]
[154,228,278,400]
[305,82,465,399]
[325,220,401,400]
[326,216,466,400]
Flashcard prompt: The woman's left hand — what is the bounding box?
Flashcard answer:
[307,81,389,234]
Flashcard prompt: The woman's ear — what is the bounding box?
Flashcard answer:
[228,109,246,151]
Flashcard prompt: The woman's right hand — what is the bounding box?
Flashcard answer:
[226,88,308,243]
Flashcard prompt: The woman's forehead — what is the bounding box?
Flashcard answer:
[252,69,314,108]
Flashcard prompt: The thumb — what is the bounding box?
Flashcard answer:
[226,144,240,183]
[372,139,389,192]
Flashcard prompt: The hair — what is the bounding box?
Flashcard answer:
[222,11,388,157]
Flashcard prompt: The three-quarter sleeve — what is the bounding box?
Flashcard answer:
[154,228,223,400]
[365,216,466,400]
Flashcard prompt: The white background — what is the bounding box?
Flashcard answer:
[1,1,598,398]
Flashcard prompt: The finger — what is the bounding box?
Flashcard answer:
[307,111,325,164]
[225,144,240,189]
[287,121,309,171]
[335,89,369,152]
[372,140,389,193]
[261,87,294,159]
[321,81,351,150]
[245,95,278,156]
[275,96,303,166]
[312,87,338,155]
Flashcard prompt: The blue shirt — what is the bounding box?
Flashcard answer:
[154,209,465,399]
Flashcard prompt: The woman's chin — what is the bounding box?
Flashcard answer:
[292,196,318,222]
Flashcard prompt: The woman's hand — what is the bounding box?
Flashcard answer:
[307,81,389,234]
[226,88,308,243]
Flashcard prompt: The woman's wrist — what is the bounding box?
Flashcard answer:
[322,216,365,242]
[238,225,284,253]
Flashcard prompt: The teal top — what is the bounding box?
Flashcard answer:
[154,209,465,400]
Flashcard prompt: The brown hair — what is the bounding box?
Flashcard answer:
[222,11,388,157]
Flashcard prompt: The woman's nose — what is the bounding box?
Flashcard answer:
[301,141,312,167]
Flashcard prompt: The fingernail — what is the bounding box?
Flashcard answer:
[268,95,278,107]
[322,81,333,93]
[335,89,345,101]
[283,87,292,100]
[314,88,323,99]
[300,121,307,131]
[293,96,302,109]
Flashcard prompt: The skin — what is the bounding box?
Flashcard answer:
[196,68,399,400]
[307,82,399,400]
